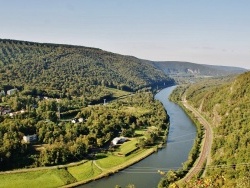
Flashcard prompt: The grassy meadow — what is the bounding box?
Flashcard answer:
[0,136,156,188]
[67,161,102,181]
[0,169,76,188]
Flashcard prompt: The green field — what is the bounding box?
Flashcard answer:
[135,130,146,136]
[114,138,138,156]
[122,106,151,115]
[0,169,76,188]
[95,148,146,169]
[67,161,102,181]
[0,147,155,188]
[104,88,132,98]
[0,131,157,188]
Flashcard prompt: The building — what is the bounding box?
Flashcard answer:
[7,88,18,95]
[0,90,5,96]
[71,118,77,123]
[111,137,128,145]
[23,134,37,143]
[71,118,84,123]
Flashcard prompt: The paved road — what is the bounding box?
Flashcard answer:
[181,96,213,182]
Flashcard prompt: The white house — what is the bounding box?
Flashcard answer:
[111,137,128,145]
[71,118,77,123]
[23,134,37,143]
[7,88,18,95]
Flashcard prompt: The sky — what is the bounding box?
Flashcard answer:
[0,0,250,69]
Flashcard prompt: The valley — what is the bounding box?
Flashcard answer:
[0,38,249,188]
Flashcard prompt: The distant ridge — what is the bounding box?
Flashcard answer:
[204,64,248,74]
[149,61,248,77]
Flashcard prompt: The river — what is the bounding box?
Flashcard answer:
[80,86,197,188]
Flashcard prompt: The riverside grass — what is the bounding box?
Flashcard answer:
[67,161,102,181]
[0,140,155,188]
[0,169,76,188]
[64,148,155,188]
[114,138,138,156]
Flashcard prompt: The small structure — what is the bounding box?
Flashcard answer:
[111,137,128,145]
[0,106,11,115]
[71,118,84,124]
[78,118,84,123]
[23,134,37,143]
[71,118,77,124]
[0,90,5,96]
[7,88,18,95]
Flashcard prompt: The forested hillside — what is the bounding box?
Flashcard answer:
[0,39,173,101]
[183,71,250,187]
[0,39,173,173]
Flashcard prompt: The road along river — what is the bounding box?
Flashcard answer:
[80,86,197,188]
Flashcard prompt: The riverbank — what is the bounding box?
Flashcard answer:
[159,90,213,187]
[76,86,197,188]
[0,124,168,188]
[0,147,157,188]
[62,148,156,188]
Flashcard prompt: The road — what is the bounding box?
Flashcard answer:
[181,95,213,182]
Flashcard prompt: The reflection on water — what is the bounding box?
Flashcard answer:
[80,86,196,188]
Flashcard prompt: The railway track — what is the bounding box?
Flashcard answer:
[181,96,213,182]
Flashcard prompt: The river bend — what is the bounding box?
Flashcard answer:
[81,86,197,188]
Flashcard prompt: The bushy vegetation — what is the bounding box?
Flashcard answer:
[0,90,169,170]
[180,72,250,187]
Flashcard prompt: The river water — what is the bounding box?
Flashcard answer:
[80,86,196,188]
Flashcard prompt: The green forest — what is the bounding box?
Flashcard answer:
[0,39,172,172]
[169,72,250,187]
[0,39,174,103]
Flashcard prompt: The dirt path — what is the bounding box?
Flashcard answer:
[181,95,213,182]
[0,160,87,175]
[93,160,105,172]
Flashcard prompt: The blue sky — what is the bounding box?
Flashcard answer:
[0,0,250,69]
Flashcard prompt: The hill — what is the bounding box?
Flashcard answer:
[183,71,250,187]
[149,61,247,83]
[0,39,174,102]
[204,64,247,74]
